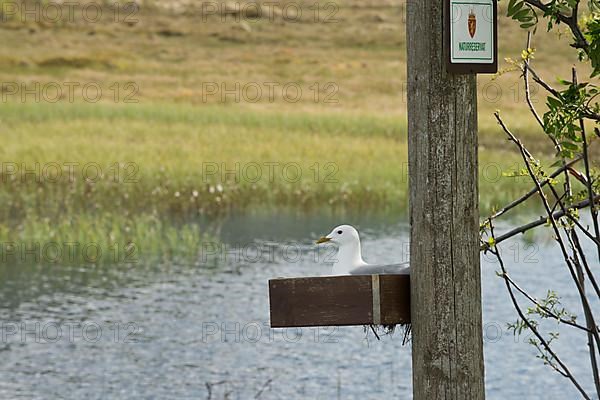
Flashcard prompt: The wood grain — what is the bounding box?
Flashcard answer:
[269,275,410,327]
[407,0,486,398]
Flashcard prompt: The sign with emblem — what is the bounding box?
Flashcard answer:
[447,0,497,74]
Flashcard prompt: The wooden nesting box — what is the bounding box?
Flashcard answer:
[269,274,410,327]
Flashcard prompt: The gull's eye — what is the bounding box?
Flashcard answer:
[337,230,343,235]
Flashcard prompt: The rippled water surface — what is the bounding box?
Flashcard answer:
[0,212,598,399]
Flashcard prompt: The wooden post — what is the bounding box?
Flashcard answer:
[407,0,485,398]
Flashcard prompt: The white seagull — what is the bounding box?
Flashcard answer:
[315,224,410,275]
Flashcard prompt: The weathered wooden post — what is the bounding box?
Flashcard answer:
[407,0,493,398]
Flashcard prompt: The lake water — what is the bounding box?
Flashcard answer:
[0,212,598,399]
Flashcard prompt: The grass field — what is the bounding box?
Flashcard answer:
[0,0,594,262]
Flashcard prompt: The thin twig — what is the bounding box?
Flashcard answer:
[523,41,544,130]
[524,0,589,51]
[369,325,381,340]
[484,195,600,249]
[499,269,593,332]
[496,112,600,374]
[489,156,582,221]
[565,212,600,247]
[570,67,600,295]
[254,378,273,399]
[489,223,591,399]
[525,63,600,122]
[205,380,228,400]
[557,66,600,393]
[568,230,600,397]
[579,100,600,260]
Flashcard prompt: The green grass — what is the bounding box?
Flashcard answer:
[0,102,532,217]
[0,212,212,266]
[0,107,554,265]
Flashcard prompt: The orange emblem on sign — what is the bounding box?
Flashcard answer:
[468,8,476,38]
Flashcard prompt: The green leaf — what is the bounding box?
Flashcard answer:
[547,97,562,108]
[512,8,528,21]
[508,0,524,16]
[560,141,579,150]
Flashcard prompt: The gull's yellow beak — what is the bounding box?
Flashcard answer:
[316,236,331,244]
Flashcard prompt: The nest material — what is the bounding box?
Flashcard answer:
[365,323,412,345]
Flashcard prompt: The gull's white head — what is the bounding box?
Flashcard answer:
[315,224,367,275]
[316,224,360,246]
